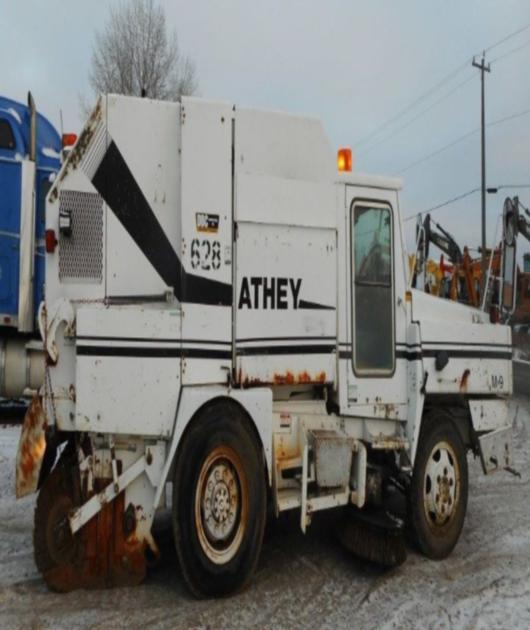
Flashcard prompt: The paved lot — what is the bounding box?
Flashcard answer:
[1,398,530,629]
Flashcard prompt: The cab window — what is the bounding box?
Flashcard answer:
[0,119,16,150]
[352,203,394,374]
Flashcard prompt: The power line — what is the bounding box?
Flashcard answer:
[361,36,530,159]
[484,22,530,53]
[358,38,529,158]
[397,105,530,174]
[404,188,480,222]
[489,105,530,127]
[490,37,530,64]
[353,60,470,147]
[354,23,530,152]
[359,73,476,156]
[404,183,530,223]
[399,129,477,174]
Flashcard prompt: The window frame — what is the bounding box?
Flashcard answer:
[350,198,396,378]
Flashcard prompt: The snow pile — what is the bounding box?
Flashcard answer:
[1,399,530,628]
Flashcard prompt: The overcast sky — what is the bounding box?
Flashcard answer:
[2,0,530,253]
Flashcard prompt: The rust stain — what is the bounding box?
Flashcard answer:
[274,371,296,385]
[298,370,311,384]
[459,369,471,392]
[49,99,103,202]
[316,371,326,384]
[242,375,266,388]
[274,435,300,460]
[43,488,148,592]
[277,444,300,460]
[240,370,328,387]
[15,396,47,499]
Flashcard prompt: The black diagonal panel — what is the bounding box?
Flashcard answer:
[298,299,336,311]
[92,141,232,306]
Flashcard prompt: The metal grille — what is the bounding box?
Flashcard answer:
[59,190,103,282]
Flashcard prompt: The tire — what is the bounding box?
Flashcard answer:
[409,409,468,559]
[172,401,266,597]
[34,462,79,592]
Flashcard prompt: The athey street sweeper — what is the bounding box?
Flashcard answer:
[16,95,515,597]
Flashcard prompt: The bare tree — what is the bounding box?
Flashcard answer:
[87,0,197,103]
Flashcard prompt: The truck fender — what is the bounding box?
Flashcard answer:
[38,298,75,363]
[153,386,273,509]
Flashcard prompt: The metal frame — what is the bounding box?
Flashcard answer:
[350,198,396,378]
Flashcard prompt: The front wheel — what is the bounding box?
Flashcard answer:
[172,402,266,597]
[409,409,468,559]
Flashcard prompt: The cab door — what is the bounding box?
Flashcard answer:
[341,188,408,420]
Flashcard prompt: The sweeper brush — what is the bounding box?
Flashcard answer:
[336,507,407,568]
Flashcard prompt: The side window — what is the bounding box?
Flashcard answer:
[352,203,394,374]
[0,119,16,150]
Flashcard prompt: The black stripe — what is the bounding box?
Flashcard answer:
[422,349,512,360]
[339,350,422,361]
[92,141,232,306]
[237,336,336,344]
[396,350,422,361]
[422,341,512,349]
[237,344,335,356]
[77,335,179,344]
[77,346,180,358]
[77,346,231,359]
[76,335,230,346]
[181,339,231,346]
[183,348,232,359]
[298,299,335,311]
[339,349,510,362]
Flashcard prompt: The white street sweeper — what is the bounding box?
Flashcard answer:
[15,94,515,597]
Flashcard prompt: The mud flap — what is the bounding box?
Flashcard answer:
[478,425,513,475]
[15,396,47,498]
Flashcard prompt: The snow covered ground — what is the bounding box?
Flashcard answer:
[1,399,530,629]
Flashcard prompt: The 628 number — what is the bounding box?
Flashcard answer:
[191,239,221,271]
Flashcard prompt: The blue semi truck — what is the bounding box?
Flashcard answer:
[0,93,62,398]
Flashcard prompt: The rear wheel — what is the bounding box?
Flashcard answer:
[34,463,80,592]
[172,402,266,597]
[409,409,468,559]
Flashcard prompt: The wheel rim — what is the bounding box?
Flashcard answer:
[45,495,76,565]
[423,440,460,529]
[194,446,247,565]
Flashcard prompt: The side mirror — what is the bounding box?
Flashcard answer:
[412,214,429,290]
[501,197,518,316]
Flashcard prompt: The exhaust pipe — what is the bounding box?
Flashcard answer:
[0,338,44,398]
[28,91,37,162]
[17,92,38,333]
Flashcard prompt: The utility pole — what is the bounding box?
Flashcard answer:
[472,52,491,296]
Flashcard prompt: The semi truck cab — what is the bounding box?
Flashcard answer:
[0,94,61,398]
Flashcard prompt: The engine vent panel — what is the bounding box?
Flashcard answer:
[58,190,104,283]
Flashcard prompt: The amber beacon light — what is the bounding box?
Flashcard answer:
[337,147,352,172]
